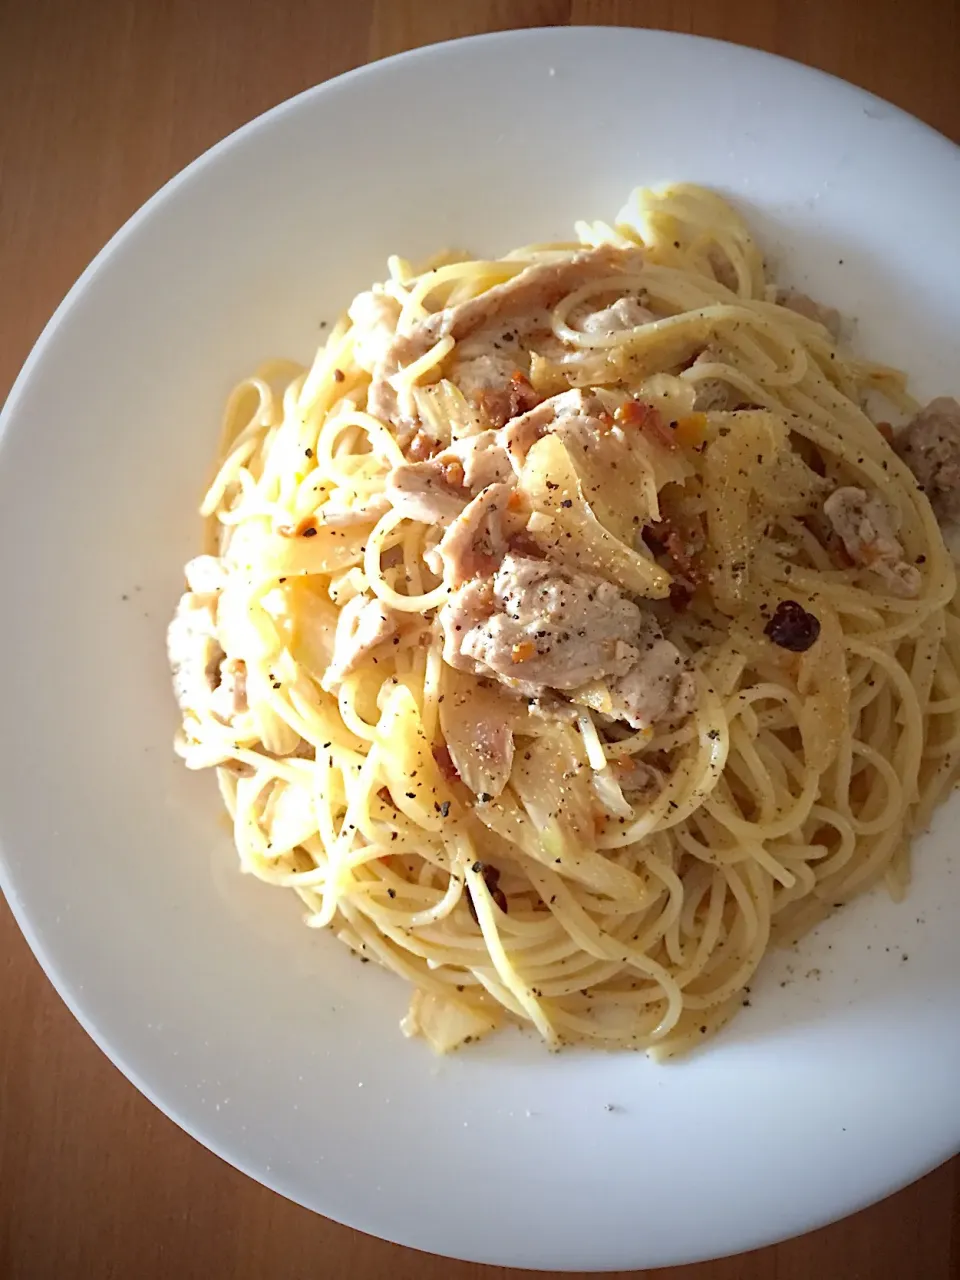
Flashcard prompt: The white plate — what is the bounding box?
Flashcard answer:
[2,27,960,1272]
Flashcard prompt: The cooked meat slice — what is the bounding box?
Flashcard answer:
[432,482,515,587]
[440,575,497,644]
[610,756,664,796]
[445,344,541,431]
[184,554,227,594]
[425,247,644,351]
[392,387,635,524]
[168,591,226,716]
[439,555,693,728]
[607,643,697,729]
[777,289,842,342]
[323,594,399,688]
[706,248,739,293]
[894,396,960,523]
[686,348,743,413]
[569,294,654,335]
[387,431,514,525]
[317,495,391,528]
[441,555,639,692]
[449,348,521,405]
[472,369,542,431]
[454,432,516,489]
[498,388,600,464]
[444,292,650,429]
[347,289,402,373]
[368,246,643,425]
[823,486,921,597]
[386,458,471,525]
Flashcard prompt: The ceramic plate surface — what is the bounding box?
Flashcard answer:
[2,27,960,1271]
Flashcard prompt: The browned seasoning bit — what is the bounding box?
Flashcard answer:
[333,368,345,383]
[668,581,694,612]
[432,741,460,782]
[764,600,821,653]
[467,862,508,922]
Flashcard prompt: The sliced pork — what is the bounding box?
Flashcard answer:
[168,592,224,716]
[894,396,960,523]
[387,431,514,525]
[317,495,391,528]
[322,594,399,689]
[607,643,697,728]
[348,289,402,373]
[499,388,601,464]
[823,486,921,597]
[611,756,664,796]
[368,246,644,426]
[439,555,693,729]
[431,482,515,587]
[184,554,227,594]
[168,590,248,724]
[569,294,654,335]
[777,289,842,342]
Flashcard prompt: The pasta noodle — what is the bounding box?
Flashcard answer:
[168,185,960,1059]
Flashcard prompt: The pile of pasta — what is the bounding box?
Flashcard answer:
[171,186,960,1058]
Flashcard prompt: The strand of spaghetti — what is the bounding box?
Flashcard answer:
[364,508,451,612]
[462,853,556,1042]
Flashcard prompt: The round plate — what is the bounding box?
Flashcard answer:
[2,27,960,1272]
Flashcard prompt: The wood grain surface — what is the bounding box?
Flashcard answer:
[1,1,959,1276]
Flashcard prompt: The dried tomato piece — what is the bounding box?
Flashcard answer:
[764,600,821,652]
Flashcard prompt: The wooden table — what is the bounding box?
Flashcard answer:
[2,1,959,1276]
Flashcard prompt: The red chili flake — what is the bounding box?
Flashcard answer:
[616,399,677,450]
[333,368,345,383]
[764,600,821,652]
[876,421,894,443]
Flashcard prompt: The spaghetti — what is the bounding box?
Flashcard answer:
[168,185,960,1058]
